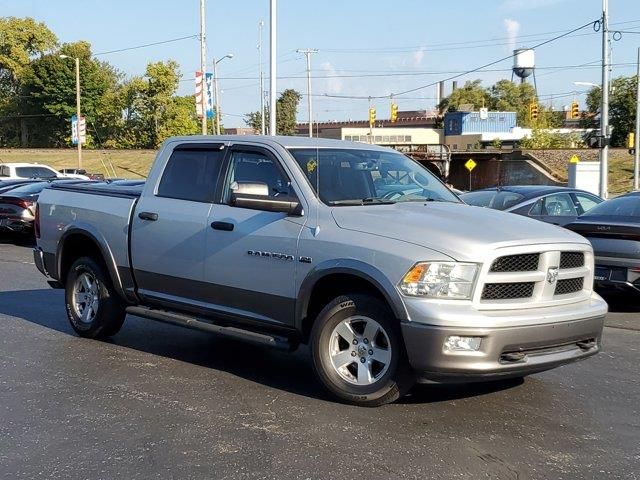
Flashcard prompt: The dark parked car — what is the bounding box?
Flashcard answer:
[460,186,603,226]
[0,179,96,235]
[565,192,640,298]
[0,179,42,194]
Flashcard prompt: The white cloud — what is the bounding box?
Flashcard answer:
[504,18,520,52]
[501,0,564,10]
[412,46,427,68]
[320,61,342,94]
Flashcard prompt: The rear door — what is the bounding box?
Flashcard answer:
[529,193,579,226]
[203,145,305,327]
[130,143,226,306]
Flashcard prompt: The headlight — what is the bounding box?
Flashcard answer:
[399,262,478,299]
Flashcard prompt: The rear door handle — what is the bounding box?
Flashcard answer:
[138,211,158,221]
[211,221,234,231]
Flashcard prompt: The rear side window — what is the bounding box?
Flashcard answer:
[0,166,9,177]
[157,148,224,202]
[461,191,524,210]
[15,166,57,178]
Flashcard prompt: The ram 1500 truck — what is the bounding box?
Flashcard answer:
[34,136,607,406]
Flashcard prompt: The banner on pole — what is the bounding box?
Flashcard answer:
[195,71,215,119]
[71,115,86,145]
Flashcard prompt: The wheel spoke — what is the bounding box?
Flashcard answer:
[81,275,92,291]
[371,347,390,366]
[357,360,372,384]
[331,350,354,370]
[334,321,356,342]
[81,304,91,323]
[362,320,379,343]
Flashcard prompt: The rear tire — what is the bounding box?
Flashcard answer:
[310,294,414,407]
[65,256,126,338]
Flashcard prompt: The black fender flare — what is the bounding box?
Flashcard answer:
[295,259,409,331]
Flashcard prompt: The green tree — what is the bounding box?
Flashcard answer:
[438,80,489,113]
[245,89,301,135]
[488,79,538,127]
[585,75,638,147]
[20,41,119,147]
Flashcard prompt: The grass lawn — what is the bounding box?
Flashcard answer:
[0,149,156,179]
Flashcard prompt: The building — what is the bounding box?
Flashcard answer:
[295,110,439,136]
[316,127,443,147]
[443,111,527,150]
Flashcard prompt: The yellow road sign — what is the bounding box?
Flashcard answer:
[465,159,477,172]
[569,154,580,164]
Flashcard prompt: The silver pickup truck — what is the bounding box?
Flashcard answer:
[34,136,607,406]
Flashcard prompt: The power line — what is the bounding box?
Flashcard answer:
[93,34,199,56]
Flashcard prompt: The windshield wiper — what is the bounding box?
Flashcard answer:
[327,198,396,206]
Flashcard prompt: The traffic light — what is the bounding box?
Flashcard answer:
[368,107,376,127]
[571,101,580,119]
[390,103,398,123]
[529,103,539,121]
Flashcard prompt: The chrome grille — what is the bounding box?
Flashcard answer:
[560,252,585,269]
[555,277,584,295]
[490,253,540,273]
[482,282,535,300]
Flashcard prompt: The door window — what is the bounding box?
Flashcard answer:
[157,148,224,202]
[224,150,291,202]
[574,193,601,214]
[533,193,577,217]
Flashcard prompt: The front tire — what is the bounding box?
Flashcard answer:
[65,256,126,338]
[310,294,414,407]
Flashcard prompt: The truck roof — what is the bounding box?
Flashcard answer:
[0,162,50,167]
[165,135,395,152]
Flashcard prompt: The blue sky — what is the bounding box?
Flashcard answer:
[2,0,639,127]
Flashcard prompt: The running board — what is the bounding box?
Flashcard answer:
[126,306,292,350]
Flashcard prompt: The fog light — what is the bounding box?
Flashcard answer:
[444,335,482,352]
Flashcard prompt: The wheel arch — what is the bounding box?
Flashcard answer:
[56,225,128,302]
[296,259,409,343]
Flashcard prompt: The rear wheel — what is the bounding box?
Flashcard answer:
[310,294,414,407]
[65,257,126,338]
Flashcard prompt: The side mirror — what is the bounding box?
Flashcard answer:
[231,193,304,216]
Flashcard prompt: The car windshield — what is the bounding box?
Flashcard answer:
[288,148,459,205]
[15,166,57,179]
[582,195,640,218]
[3,182,48,195]
[460,190,525,210]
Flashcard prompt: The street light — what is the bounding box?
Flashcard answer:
[213,53,233,135]
[59,54,82,168]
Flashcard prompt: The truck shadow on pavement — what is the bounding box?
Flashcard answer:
[0,287,524,405]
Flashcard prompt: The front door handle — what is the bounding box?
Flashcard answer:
[138,211,158,221]
[211,221,234,231]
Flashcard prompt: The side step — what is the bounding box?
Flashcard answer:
[126,306,292,351]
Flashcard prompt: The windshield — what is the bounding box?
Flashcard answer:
[460,190,525,210]
[582,195,640,218]
[288,148,459,205]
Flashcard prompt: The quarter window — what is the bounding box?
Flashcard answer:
[574,193,601,214]
[157,147,224,202]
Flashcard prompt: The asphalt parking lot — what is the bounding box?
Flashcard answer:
[0,238,638,480]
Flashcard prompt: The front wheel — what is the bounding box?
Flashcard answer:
[65,256,126,338]
[310,294,414,407]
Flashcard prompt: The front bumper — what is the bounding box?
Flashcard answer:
[401,315,605,383]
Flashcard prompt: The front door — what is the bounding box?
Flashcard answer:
[204,146,305,327]
[130,144,225,306]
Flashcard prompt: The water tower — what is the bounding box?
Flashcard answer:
[512,48,537,92]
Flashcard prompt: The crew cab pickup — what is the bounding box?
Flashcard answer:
[34,136,607,406]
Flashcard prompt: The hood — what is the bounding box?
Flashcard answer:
[331,202,588,261]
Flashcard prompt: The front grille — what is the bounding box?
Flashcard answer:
[555,277,584,295]
[490,254,540,273]
[482,282,535,300]
[560,252,585,269]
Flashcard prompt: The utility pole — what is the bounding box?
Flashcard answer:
[269,0,277,136]
[599,0,610,198]
[296,48,318,137]
[258,21,265,135]
[199,0,207,135]
[213,54,233,135]
[634,46,640,191]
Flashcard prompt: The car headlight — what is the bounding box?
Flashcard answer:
[399,262,478,299]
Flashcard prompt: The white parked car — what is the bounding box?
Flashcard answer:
[0,163,89,181]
